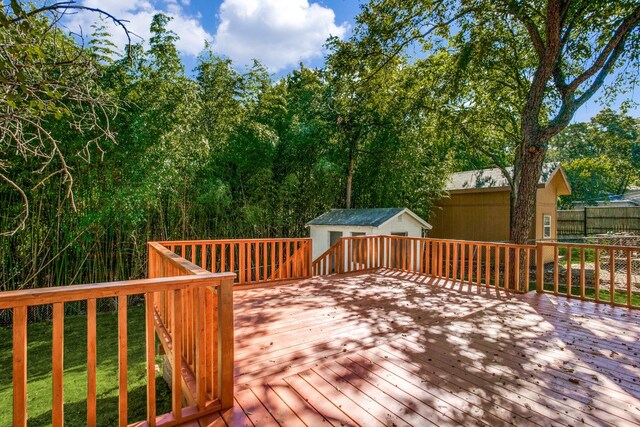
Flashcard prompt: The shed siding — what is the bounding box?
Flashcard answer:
[430,183,562,263]
[309,212,424,260]
[429,191,511,241]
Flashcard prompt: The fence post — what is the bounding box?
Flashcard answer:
[536,241,544,293]
[307,240,312,278]
[218,277,234,410]
[583,208,588,237]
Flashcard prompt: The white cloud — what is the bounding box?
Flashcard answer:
[67,0,212,57]
[213,0,349,72]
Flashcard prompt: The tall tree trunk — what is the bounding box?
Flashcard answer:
[510,135,548,245]
[509,134,547,291]
[345,148,355,209]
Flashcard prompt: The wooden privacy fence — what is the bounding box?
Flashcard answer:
[558,207,640,236]
[312,235,537,293]
[1,242,235,427]
[157,238,312,287]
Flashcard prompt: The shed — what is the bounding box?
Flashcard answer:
[307,208,431,260]
[428,163,572,263]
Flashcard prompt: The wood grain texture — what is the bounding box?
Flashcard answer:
[12,306,27,427]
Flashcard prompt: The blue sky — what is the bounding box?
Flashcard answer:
[68,0,637,123]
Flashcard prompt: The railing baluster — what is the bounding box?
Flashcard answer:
[12,305,27,427]
[118,296,128,427]
[52,302,64,427]
[476,244,482,286]
[263,242,268,281]
[87,299,97,427]
[627,249,632,308]
[514,247,520,291]
[567,247,572,298]
[553,246,559,295]
[467,244,474,285]
[504,247,510,290]
[196,287,207,409]
[525,248,530,291]
[218,278,235,409]
[445,242,450,279]
[451,243,457,281]
[460,243,466,283]
[239,242,245,284]
[609,248,615,305]
[172,289,183,419]
[594,248,600,303]
[580,248,586,299]
[271,242,276,280]
[495,246,500,288]
[145,293,156,426]
[484,245,491,286]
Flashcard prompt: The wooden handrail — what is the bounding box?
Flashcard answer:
[5,241,236,427]
[312,235,638,308]
[313,235,536,292]
[536,240,639,309]
[160,238,312,287]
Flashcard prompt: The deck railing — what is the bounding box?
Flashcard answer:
[313,235,536,292]
[313,235,640,308]
[157,238,312,287]
[2,242,235,427]
[535,241,639,308]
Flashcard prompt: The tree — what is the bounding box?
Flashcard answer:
[0,1,131,234]
[550,109,640,206]
[351,0,640,243]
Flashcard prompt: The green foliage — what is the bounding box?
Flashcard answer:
[1,8,453,290]
[550,110,640,207]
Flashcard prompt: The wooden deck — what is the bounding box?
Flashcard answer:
[197,270,640,426]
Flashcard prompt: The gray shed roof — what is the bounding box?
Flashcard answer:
[446,162,561,192]
[306,208,431,228]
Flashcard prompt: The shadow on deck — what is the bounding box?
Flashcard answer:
[196,270,640,426]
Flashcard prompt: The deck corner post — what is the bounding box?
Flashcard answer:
[535,241,544,293]
[218,277,235,410]
[307,239,313,278]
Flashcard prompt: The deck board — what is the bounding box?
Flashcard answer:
[196,271,640,426]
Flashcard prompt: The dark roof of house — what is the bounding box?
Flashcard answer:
[306,208,407,227]
[446,162,561,192]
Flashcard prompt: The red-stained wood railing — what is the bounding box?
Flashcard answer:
[157,238,312,287]
[313,235,639,307]
[313,235,536,292]
[2,242,235,427]
[535,241,640,309]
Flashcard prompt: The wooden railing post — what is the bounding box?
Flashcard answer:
[13,306,27,427]
[536,242,544,293]
[218,277,234,410]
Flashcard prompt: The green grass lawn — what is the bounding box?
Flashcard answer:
[0,305,172,426]
[528,282,640,306]
[557,246,597,267]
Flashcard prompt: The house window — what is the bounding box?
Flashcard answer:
[351,232,366,237]
[543,214,552,238]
